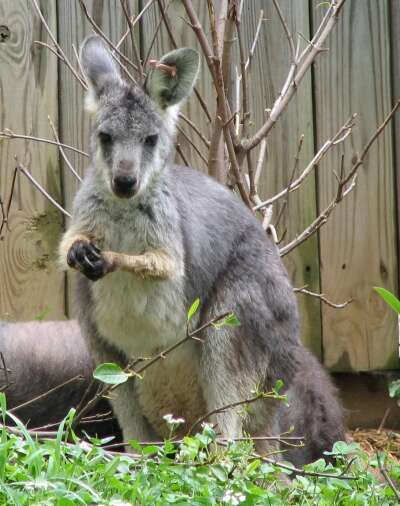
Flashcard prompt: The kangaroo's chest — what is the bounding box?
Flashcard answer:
[91,205,187,357]
[91,271,186,358]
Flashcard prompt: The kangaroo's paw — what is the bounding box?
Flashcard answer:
[67,240,108,281]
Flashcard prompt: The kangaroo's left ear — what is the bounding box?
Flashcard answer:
[146,48,200,109]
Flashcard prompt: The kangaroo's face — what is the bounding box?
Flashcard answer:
[80,36,199,200]
[92,86,169,199]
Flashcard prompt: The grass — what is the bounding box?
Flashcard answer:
[0,394,399,505]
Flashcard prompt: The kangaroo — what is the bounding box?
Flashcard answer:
[59,35,344,464]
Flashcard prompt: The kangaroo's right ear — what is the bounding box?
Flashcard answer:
[80,35,122,113]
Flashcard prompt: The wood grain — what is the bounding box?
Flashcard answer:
[312,0,398,371]
[240,0,322,356]
[0,0,64,320]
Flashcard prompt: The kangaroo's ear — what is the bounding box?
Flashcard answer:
[80,35,122,113]
[146,48,200,109]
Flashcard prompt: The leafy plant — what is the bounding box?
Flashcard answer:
[374,287,400,405]
[0,401,400,505]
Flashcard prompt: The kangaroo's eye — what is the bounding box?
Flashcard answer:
[144,134,158,148]
[98,131,113,145]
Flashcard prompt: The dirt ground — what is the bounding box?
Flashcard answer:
[349,428,400,461]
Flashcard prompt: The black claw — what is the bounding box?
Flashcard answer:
[68,241,106,281]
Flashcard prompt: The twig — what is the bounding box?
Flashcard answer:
[254,115,356,211]
[188,389,285,436]
[280,175,357,256]
[272,0,296,62]
[294,286,352,309]
[242,0,348,152]
[218,439,358,480]
[102,434,304,451]
[179,114,210,148]
[72,312,231,430]
[116,0,155,51]
[34,41,65,62]
[0,167,18,238]
[15,160,71,218]
[77,0,138,84]
[280,99,400,256]
[377,453,400,500]
[378,408,391,433]
[0,130,88,157]
[48,116,82,182]
[176,144,190,166]
[119,0,144,83]
[9,374,84,414]
[0,352,12,391]
[176,126,208,166]
[31,0,86,88]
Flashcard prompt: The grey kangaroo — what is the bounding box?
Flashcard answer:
[59,35,344,465]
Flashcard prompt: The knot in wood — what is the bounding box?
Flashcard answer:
[0,25,10,43]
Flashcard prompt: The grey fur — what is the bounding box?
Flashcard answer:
[61,36,344,464]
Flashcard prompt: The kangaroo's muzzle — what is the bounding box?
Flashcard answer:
[112,160,139,198]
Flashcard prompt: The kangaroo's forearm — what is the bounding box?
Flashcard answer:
[102,250,177,279]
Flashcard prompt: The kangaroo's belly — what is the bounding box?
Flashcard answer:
[91,270,187,358]
[137,344,207,438]
[91,270,206,436]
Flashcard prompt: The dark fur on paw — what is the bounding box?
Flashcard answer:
[67,241,106,281]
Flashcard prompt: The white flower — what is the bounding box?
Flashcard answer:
[222,490,246,505]
[163,413,185,426]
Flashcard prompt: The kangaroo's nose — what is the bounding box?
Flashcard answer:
[112,174,138,198]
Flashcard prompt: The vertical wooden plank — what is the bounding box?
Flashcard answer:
[242,1,321,357]
[390,0,400,298]
[313,0,398,371]
[57,0,139,314]
[0,0,64,320]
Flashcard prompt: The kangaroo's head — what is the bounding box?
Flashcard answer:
[80,35,199,199]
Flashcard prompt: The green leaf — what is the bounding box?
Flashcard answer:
[34,306,51,321]
[389,379,400,398]
[374,287,400,314]
[187,298,200,321]
[93,363,129,385]
[274,379,284,393]
[213,312,241,329]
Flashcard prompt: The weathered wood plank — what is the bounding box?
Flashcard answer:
[390,0,400,300]
[0,0,64,320]
[57,0,139,315]
[240,0,321,356]
[313,0,398,371]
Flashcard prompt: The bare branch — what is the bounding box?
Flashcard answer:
[48,116,82,182]
[377,453,400,501]
[0,129,88,157]
[188,389,286,436]
[294,286,352,309]
[254,114,356,211]
[9,375,84,414]
[272,0,296,62]
[119,0,145,83]
[31,0,86,88]
[77,0,138,84]
[242,0,348,152]
[16,160,71,218]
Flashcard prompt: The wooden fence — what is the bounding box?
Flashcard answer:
[0,0,398,373]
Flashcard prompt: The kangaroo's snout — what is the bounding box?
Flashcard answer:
[112,160,138,198]
[112,173,138,199]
